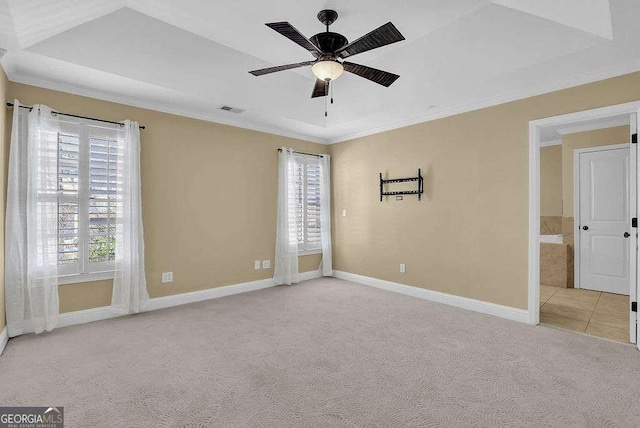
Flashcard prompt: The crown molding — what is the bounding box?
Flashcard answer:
[326,58,640,144]
[556,116,630,136]
[540,139,562,147]
[6,56,640,147]
[4,71,329,145]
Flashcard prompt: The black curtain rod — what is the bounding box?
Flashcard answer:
[277,148,324,158]
[6,103,146,130]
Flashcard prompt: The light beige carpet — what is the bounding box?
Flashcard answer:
[2,278,640,427]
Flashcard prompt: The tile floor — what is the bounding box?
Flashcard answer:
[540,286,630,343]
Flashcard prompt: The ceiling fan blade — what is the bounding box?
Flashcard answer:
[343,62,400,87]
[336,22,405,59]
[266,22,321,57]
[311,79,329,98]
[249,61,315,76]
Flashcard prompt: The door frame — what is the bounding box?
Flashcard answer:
[528,101,640,342]
[573,143,631,291]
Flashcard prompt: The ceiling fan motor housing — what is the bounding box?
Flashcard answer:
[310,32,349,56]
[317,9,339,26]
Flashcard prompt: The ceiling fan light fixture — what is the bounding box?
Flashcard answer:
[249,10,406,103]
[312,60,344,82]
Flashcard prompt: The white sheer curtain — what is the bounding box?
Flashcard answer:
[111,120,149,314]
[319,155,332,276]
[5,101,60,337]
[273,148,299,285]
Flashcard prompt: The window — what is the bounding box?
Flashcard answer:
[57,121,122,282]
[293,155,322,252]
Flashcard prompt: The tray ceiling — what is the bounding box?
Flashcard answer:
[0,0,638,144]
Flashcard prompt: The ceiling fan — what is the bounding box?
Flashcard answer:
[249,9,405,102]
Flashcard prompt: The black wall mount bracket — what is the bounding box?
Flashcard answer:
[380,169,424,202]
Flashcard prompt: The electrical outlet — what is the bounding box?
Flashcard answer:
[161,272,173,283]
[254,260,261,270]
[396,196,403,201]
[400,264,406,274]
[262,260,271,269]
[342,209,347,217]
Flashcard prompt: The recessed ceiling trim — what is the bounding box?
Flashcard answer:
[3,0,639,145]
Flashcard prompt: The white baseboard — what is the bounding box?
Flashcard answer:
[52,277,278,329]
[0,272,325,350]
[147,270,322,312]
[0,277,277,339]
[333,271,529,324]
[58,306,121,329]
[298,269,324,282]
[1,271,323,347]
[0,327,8,355]
[146,277,276,311]
[51,272,324,331]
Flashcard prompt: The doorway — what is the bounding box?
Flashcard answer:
[529,101,640,346]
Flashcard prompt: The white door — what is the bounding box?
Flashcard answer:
[578,146,630,295]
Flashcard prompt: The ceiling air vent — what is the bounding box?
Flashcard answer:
[219,105,245,114]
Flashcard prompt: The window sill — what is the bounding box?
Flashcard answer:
[298,249,322,256]
[58,271,115,285]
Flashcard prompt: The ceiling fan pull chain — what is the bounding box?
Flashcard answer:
[331,81,334,104]
[325,81,330,117]
[325,90,328,117]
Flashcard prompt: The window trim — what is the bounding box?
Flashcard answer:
[58,270,115,285]
[298,248,322,256]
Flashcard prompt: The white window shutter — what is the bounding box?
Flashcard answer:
[305,162,322,249]
[57,132,81,274]
[293,155,322,252]
[87,132,121,270]
[56,122,121,278]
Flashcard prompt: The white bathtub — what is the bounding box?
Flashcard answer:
[540,234,563,244]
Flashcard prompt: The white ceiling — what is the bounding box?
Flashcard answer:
[0,0,638,144]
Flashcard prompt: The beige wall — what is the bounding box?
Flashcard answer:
[0,66,7,331]
[561,126,630,216]
[5,72,640,316]
[330,72,640,310]
[540,145,563,216]
[7,83,325,313]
